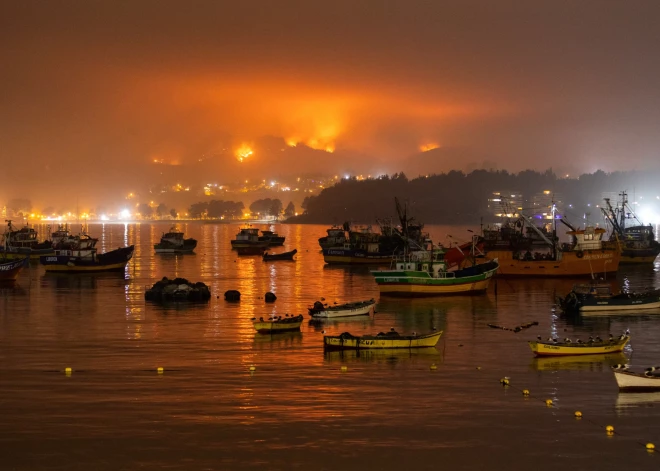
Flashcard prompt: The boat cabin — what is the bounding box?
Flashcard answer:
[566,226,606,251]
[571,282,613,297]
[235,227,260,242]
[396,249,448,277]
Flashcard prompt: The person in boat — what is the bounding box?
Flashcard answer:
[524,250,532,261]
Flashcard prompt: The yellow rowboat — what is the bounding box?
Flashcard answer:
[529,335,630,356]
[324,329,443,350]
[252,314,304,334]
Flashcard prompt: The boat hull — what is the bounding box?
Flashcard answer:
[579,298,660,312]
[309,300,376,318]
[253,316,303,333]
[0,257,28,282]
[0,248,55,260]
[614,370,660,391]
[263,249,297,261]
[486,248,620,277]
[324,330,443,350]
[529,336,630,356]
[372,261,498,297]
[619,252,659,264]
[40,246,134,273]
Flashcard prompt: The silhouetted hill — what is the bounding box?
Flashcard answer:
[287,169,660,225]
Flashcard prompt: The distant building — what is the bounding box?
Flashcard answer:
[487,191,523,218]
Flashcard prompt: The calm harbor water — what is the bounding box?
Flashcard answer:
[1,222,660,470]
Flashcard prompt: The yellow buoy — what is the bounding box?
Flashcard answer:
[606,425,614,433]
[249,365,256,372]
[476,366,481,370]
[574,411,582,418]
[646,443,655,452]
[157,367,164,374]
[340,366,348,372]
[522,389,530,396]
[545,399,553,406]
[429,363,437,371]
[64,367,72,375]
[500,377,510,386]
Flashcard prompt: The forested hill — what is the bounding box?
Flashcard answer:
[287,169,660,225]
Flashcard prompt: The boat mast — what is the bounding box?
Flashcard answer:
[551,198,557,258]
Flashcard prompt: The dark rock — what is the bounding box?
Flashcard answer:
[265,292,277,303]
[224,290,241,301]
[145,277,211,303]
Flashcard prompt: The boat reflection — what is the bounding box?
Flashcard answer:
[307,315,375,332]
[42,271,127,290]
[530,353,628,371]
[324,346,442,365]
[616,391,660,415]
[253,331,303,349]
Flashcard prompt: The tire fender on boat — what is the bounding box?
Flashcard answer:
[576,250,584,258]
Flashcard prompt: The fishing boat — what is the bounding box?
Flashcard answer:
[322,199,432,265]
[0,257,28,283]
[252,314,304,333]
[318,224,349,250]
[528,333,630,356]
[531,353,629,371]
[556,281,660,313]
[613,365,660,391]
[230,226,270,255]
[259,230,285,246]
[262,248,297,261]
[601,191,660,264]
[154,227,197,253]
[308,298,377,318]
[482,206,620,277]
[0,220,54,260]
[324,329,443,350]
[40,232,134,273]
[322,225,394,264]
[371,237,499,297]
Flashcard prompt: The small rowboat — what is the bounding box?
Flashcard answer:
[529,334,630,356]
[308,298,376,318]
[613,366,660,391]
[262,249,297,261]
[252,314,304,334]
[323,329,443,350]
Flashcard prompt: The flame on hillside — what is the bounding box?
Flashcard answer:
[235,144,254,162]
[419,143,440,152]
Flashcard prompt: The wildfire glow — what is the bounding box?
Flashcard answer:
[419,143,440,152]
[235,144,254,162]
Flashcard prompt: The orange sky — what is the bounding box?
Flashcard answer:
[3,0,660,207]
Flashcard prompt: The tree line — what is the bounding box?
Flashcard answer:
[287,169,660,225]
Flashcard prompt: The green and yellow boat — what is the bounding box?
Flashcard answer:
[371,245,498,297]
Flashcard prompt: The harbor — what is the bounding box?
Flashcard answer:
[1,221,660,470]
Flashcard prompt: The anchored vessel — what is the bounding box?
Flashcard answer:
[252,314,304,333]
[601,191,660,264]
[154,227,197,253]
[556,282,660,313]
[529,333,630,356]
[308,298,376,318]
[230,226,270,255]
[483,206,620,277]
[40,232,134,272]
[262,248,297,261]
[372,237,498,297]
[259,230,285,246]
[324,329,443,350]
[0,220,54,260]
[613,365,660,391]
